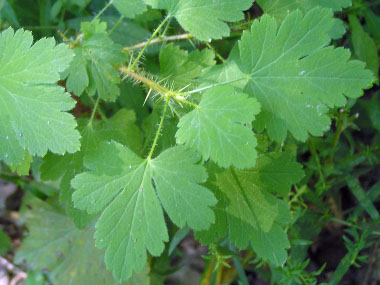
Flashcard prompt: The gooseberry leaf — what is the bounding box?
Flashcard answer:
[71,142,216,281]
[176,85,261,169]
[239,8,374,142]
[145,0,254,41]
[0,28,79,166]
[41,109,142,228]
[65,21,126,101]
[196,152,304,266]
[15,196,149,285]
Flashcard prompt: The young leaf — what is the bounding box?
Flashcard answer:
[159,43,215,88]
[65,21,126,101]
[145,0,254,41]
[196,152,304,266]
[0,28,79,165]
[71,142,216,281]
[176,85,261,169]
[15,196,148,284]
[41,109,142,228]
[239,8,373,142]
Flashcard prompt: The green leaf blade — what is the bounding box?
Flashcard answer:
[0,28,79,165]
[176,85,260,169]
[151,146,217,230]
[71,142,216,281]
[65,21,126,101]
[146,0,254,41]
[197,152,304,266]
[239,8,374,141]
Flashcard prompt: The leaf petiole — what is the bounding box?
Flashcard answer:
[147,98,169,160]
[88,96,101,127]
[130,15,172,70]
[91,0,114,23]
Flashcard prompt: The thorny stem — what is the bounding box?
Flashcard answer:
[91,0,114,23]
[147,98,169,160]
[88,96,101,127]
[123,34,193,52]
[130,15,172,70]
[120,66,199,108]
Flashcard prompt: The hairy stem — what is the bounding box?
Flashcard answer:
[147,98,169,160]
[123,33,193,52]
[120,66,199,108]
[130,15,172,70]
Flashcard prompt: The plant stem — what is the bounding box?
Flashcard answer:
[108,15,125,36]
[205,42,225,63]
[147,99,169,160]
[92,0,114,23]
[327,110,345,164]
[130,15,172,70]
[120,66,199,108]
[123,33,193,52]
[89,95,107,121]
[88,96,101,127]
[309,136,327,191]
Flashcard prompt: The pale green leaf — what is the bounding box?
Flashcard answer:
[15,197,148,285]
[113,0,147,18]
[239,8,373,141]
[71,142,216,281]
[159,43,215,88]
[40,110,142,228]
[0,28,79,166]
[145,0,254,41]
[196,152,304,266]
[65,21,126,101]
[349,13,379,83]
[176,85,260,169]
